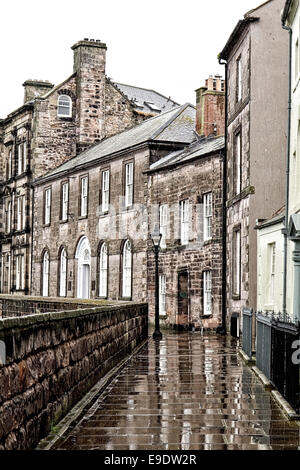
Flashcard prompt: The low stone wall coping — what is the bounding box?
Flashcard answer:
[0,301,147,331]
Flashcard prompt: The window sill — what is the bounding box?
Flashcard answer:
[232,294,241,301]
[121,296,132,301]
[59,219,68,224]
[203,238,212,246]
[99,211,109,217]
[78,215,88,220]
[57,116,73,121]
[43,223,51,228]
[159,313,167,319]
[15,172,29,180]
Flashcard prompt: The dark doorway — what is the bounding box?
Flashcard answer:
[177,271,189,328]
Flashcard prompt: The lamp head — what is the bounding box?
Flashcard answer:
[150,224,162,248]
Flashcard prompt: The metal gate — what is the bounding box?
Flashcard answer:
[242,308,253,358]
[256,311,273,381]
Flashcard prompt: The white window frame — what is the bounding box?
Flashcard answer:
[16,255,24,291]
[159,204,168,249]
[102,170,110,212]
[59,248,67,297]
[235,133,241,195]
[203,193,212,241]
[99,243,108,297]
[237,57,242,102]
[45,188,51,225]
[159,274,166,316]
[122,240,132,298]
[268,242,276,304]
[42,251,49,297]
[22,195,26,230]
[62,182,69,221]
[18,143,23,175]
[233,229,241,297]
[6,201,11,234]
[203,270,212,316]
[57,95,72,118]
[17,197,22,231]
[8,149,12,178]
[180,200,189,245]
[23,142,27,172]
[125,162,133,207]
[80,176,88,217]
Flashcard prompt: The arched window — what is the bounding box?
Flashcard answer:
[75,236,91,299]
[59,248,67,297]
[122,240,132,298]
[42,251,49,297]
[99,243,108,297]
[57,95,72,118]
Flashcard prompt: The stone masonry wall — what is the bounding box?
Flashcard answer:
[0,295,106,318]
[31,147,151,302]
[0,301,148,450]
[148,151,223,330]
[226,24,251,331]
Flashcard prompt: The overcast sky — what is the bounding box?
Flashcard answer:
[1,0,269,118]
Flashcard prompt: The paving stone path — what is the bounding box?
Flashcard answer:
[51,332,300,450]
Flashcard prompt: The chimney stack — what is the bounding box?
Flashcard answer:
[23,80,54,104]
[71,39,107,152]
[195,75,225,137]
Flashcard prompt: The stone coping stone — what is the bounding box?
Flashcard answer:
[0,301,148,331]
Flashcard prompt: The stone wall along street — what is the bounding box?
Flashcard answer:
[0,301,148,450]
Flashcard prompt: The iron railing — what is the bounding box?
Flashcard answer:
[271,314,300,413]
[242,308,253,358]
[256,311,273,381]
[254,310,300,414]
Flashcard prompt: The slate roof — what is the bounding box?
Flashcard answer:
[114,83,179,114]
[255,206,285,230]
[37,103,196,182]
[149,135,224,172]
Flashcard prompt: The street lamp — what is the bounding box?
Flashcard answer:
[150,225,162,340]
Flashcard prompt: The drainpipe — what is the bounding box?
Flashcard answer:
[281,22,292,315]
[217,57,228,335]
[30,184,34,296]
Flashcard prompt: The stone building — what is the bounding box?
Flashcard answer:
[0,39,178,296]
[219,0,289,330]
[30,74,225,329]
[31,104,197,305]
[147,135,224,329]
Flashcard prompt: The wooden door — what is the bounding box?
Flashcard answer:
[177,271,189,327]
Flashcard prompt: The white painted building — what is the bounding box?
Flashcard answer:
[282,0,300,320]
[256,211,285,313]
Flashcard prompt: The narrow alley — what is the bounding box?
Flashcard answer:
[43,332,300,451]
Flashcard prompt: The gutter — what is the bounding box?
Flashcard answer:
[281,18,293,314]
[217,57,228,335]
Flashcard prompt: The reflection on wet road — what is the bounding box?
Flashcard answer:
[53,332,300,450]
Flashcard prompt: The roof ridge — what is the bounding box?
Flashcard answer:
[34,104,184,181]
[150,103,194,140]
[114,82,179,105]
[244,0,273,17]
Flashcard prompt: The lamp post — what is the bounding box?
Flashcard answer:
[150,225,162,340]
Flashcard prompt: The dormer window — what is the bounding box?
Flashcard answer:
[57,95,72,118]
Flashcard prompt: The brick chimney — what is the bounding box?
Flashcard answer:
[72,39,107,152]
[195,75,225,137]
[23,80,54,104]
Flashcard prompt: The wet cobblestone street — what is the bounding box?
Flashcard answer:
[52,332,300,451]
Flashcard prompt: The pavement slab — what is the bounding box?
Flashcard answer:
[49,331,300,451]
